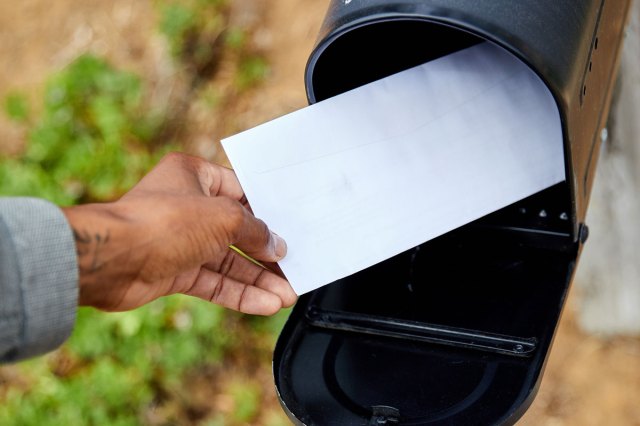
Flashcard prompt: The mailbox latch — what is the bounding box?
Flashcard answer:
[369,405,400,425]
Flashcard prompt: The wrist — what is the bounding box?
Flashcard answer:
[62,203,136,308]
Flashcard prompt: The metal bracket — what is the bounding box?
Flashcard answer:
[306,306,537,357]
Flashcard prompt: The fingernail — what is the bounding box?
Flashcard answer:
[272,232,287,260]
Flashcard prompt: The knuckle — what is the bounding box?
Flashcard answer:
[280,288,295,306]
[209,275,225,304]
[188,153,210,171]
[259,220,272,247]
[160,151,186,164]
[160,151,206,172]
[219,251,235,276]
[237,285,249,313]
[285,293,298,307]
[218,197,246,238]
[193,157,217,186]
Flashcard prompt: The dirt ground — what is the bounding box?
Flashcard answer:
[1,0,639,424]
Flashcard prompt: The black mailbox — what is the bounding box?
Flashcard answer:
[273,1,631,424]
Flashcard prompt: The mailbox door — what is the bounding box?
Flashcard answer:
[274,225,579,425]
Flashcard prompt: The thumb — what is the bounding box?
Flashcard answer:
[220,198,287,263]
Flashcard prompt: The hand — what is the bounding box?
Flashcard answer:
[63,152,297,314]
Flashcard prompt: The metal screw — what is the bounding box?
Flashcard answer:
[514,344,524,353]
[580,224,590,244]
[539,209,548,218]
[559,212,569,221]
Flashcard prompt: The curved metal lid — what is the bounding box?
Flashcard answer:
[304,0,630,241]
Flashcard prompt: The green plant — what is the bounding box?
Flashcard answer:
[0,55,170,205]
[229,379,262,423]
[4,92,30,122]
[160,2,198,57]
[236,56,270,90]
[158,0,269,94]
[159,0,227,77]
[70,296,229,383]
[0,297,231,425]
[224,27,246,51]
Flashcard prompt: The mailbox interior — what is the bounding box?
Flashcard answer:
[274,19,578,426]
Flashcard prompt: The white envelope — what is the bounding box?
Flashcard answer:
[222,42,564,295]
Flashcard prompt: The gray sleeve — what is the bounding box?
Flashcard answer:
[0,198,78,362]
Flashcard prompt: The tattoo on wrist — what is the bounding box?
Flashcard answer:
[73,228,110,274]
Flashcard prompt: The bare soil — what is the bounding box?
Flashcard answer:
[1,0,639,425]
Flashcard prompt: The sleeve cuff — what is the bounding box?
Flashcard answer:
[0,198,78,362]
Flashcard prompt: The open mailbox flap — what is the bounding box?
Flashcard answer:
[274,225,576,425]
[273,2,631,424]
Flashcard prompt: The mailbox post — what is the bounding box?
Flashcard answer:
[273,1,632,425]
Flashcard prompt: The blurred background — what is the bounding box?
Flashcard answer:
[0,0,638,425]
